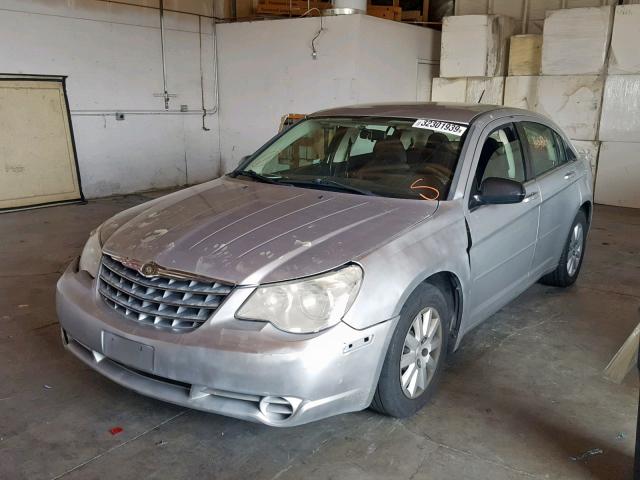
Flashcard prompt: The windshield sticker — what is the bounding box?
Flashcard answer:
[412,119,467,136]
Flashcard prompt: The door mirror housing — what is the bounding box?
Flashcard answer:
[473,177,525,206]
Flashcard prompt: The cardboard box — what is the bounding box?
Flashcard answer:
[431,77,505,105]
[536,75,603,140]
[541,6,614,75]
[508,35,542,76]
[609,5,640,74]
[503,76,539,110]
[599,75,640,142]
[440,15,517,78]
[595,142,640,208]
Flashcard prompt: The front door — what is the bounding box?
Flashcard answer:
[465,121,541,327]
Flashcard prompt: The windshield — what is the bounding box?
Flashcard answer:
[236,117,468,200]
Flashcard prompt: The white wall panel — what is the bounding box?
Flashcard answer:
[72,114,218,197]
[595,142,640,208]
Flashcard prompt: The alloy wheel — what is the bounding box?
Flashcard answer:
[399,307,443,399]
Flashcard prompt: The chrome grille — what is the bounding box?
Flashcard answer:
[98,255,232,331]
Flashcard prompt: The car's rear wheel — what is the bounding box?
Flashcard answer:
[371,283,450,418]
[540,210,588,287]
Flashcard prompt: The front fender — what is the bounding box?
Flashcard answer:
[342,201,471,338]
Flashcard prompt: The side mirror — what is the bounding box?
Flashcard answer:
[473,177,525,206]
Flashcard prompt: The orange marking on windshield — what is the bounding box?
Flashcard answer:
[410,178,440,200]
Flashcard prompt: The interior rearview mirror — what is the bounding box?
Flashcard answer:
[473,177,525,206]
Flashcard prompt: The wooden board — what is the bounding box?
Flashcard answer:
[0,79,82,210]
[256,0,330,16]
[368,5,402,21]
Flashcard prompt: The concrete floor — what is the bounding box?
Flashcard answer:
[1,192,638,480]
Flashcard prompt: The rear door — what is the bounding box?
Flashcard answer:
[465,120,541,327]
[517,122,581,279]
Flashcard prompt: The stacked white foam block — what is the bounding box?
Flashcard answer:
[440,15,516,78]
[432,77,505,104]
[503,7,613,183]
[596,5,640,208]
[432,15,516,105]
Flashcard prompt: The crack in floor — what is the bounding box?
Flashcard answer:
[49,410,187,480]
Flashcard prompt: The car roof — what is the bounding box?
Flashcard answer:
[309,102,522,124]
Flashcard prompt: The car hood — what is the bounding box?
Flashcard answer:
[102,177,437,285]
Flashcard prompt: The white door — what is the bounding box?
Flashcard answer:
[0,78,82,210]
[416,62,439,101]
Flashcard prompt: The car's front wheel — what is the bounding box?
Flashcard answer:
[540,209,588,287]
[371,283,450,418]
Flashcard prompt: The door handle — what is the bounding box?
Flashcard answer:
[564,171,576,179]
[523,191,539,203]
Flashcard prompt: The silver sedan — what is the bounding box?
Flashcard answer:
[56,103,593,426]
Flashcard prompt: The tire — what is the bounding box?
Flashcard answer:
[540,210,588,288]
[371,283,450,418]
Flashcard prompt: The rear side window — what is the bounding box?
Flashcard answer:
[520,122,566,177]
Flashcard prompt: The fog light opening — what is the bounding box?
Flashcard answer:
[259,396,302,422]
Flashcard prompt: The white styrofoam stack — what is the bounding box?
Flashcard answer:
[503,76,539,110]
[541,6,614,75]
[508,35,542,76]
[535,75,604,140]
[440,15,517,78]
[609,4,640,74]
[466,77,505,104]
[595,142,640,208]
[431,78,467,102]
[431,77,505,105]
[600,75,640,142]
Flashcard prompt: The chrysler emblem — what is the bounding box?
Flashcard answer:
[140,262,159,277]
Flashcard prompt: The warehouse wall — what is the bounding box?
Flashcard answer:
[0,0,220,198]
[216,15,440,172]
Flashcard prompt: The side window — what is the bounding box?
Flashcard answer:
[474,124,526,191]
[521,122,564,177]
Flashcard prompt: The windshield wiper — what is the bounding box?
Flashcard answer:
[286,178,377,196]
[231,170,281,185]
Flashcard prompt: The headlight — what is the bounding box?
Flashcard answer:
[79,226,103,278]
[236,265,363,333]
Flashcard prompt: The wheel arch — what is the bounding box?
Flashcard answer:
[409,270,464,353]
[579,200,592,226]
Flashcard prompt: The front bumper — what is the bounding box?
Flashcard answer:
[56,259,398,426]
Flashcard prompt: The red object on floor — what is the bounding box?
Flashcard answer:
[109,427,123,435]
